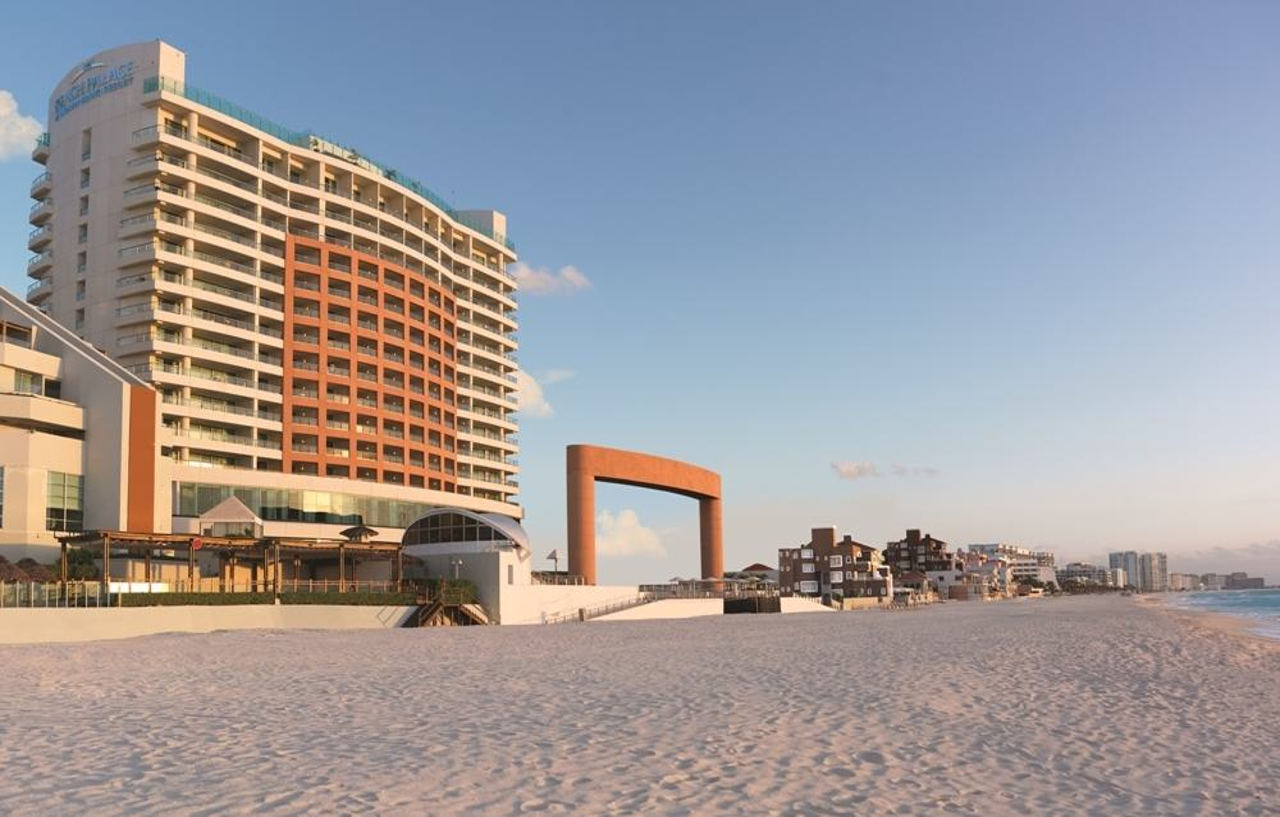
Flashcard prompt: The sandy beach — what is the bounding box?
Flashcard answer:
[0,595,1275,816]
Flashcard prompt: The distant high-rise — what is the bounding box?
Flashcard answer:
[1138,552,1168,592]
[1109,551,1141,589]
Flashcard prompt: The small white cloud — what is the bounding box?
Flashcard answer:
[889,464,941,478]
[514,370,554,418]
[511,262,592,295]
[832,461,879,480]
[596,509,666,558]
[832,461,939,480]
[542,369,576,384]
[0,90,42,161]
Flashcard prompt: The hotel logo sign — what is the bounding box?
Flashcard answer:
[55,60,136,120]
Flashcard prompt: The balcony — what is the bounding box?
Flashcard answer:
[27,225,52,251]
[30,172,52,199]
[29,198,53,224]
[27,251,53,275]
[26,276,53,302]
[31,132,50,163]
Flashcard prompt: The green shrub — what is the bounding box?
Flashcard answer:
[119,592,272,607]
[279,591,417,606]
[118,591,418,607]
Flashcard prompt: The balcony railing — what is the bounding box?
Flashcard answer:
[141,75,515,251]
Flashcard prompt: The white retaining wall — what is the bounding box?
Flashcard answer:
[0,604,417,645]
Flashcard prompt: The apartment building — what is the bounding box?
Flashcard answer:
[26,41,520,539]
[778,527,893,604]
[969,542,1058,587]
[884,529,960,575]
[1057,562,1111,586]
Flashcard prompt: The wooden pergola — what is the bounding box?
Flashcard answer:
[58,531,406,593]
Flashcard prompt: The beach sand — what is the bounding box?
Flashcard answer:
[0,595,1275,816]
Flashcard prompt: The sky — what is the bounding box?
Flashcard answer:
[0,1,1277,583]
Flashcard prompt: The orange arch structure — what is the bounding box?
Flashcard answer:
[567,444,723,585]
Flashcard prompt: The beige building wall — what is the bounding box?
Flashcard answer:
[0,289,153,559]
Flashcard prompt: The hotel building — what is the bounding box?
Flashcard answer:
[968,542,1058,587]
[21,41,520,547]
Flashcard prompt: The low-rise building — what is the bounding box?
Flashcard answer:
[1168,572,1200,591]
[970,543,1058,588]
[779,527,893,607]
[884,529,960,575]
[1058,562,1110,586]
[1201,573,1227,591]
[1226,572,1265,590]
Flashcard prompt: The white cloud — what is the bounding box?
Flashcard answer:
[832,461,879,480]
[0,91,42,161]
[889,464,941,478]
[543,369,576,384]
[514,369,576,418]
[514,370,554,418]
[596,509,666,558]
[832,461,940,480]
[511,262,592,295]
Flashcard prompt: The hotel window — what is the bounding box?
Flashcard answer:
[75,280,86,301]
[79,168,91,189]
[78,224,88,244]
[800,549,813,559]
[79,195,89,217]
[830,555,843,568]
[13,370,42,395]
[45,472,84,533]
[831,571,844,584]
[802,563,815,574]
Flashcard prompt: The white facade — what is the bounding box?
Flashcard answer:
[0,288,155,559]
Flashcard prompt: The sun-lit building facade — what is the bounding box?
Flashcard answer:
[25,41,520,539]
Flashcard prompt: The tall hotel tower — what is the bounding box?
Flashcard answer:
[25,41,520,537]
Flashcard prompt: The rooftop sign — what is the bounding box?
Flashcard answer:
[55,61,136,121]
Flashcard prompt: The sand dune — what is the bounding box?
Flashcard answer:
[0,596,1275,816]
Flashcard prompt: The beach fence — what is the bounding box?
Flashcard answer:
[0,581,112,608]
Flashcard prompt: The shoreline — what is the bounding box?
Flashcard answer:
[1139,593,1280,651]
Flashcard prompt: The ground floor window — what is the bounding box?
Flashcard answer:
[46,471,84,532]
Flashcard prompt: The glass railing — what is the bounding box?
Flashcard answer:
[143,74,515,251]
[34,132,50,149]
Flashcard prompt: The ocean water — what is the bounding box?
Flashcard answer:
[1169,589,1280,640]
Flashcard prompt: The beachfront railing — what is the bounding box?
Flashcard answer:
[531,572,586,586]
[542,593,655,624]
[639,580,780,600]
[0,579,416,607]
[0,581,111,608]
